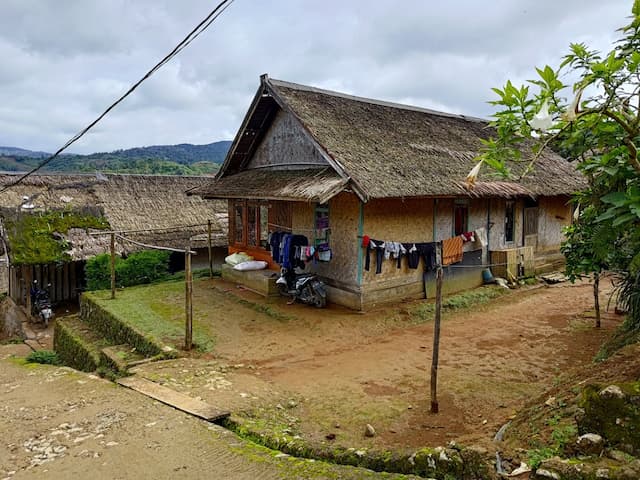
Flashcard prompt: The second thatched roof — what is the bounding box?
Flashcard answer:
[0,173,228,264]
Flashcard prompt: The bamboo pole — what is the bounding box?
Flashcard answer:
[185,242,193,351]
[430,243,444,414]
[208,219,213,279]
[110,233,116,299]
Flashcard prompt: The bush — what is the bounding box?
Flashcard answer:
[85,250,170,290]
[26,349,61,365]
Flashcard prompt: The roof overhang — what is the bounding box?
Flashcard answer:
[190,167,349,204]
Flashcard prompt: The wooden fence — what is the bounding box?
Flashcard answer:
[8,261,86,306]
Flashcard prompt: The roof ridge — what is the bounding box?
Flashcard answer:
[267,77,488,124]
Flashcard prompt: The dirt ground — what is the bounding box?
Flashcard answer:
[0,345,417,480]
[132,276,621,454]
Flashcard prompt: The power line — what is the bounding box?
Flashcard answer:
[0,0,235,194]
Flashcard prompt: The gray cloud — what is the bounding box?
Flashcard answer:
[0,0,631,153]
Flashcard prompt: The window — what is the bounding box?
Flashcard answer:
[231,200,270,248]
[453,202,469,236]
[505,201,515,243]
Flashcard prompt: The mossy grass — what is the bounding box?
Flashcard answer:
[5,208,109,265]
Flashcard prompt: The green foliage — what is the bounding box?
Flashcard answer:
[479,4,640,329]
[411,286,507,323]
[4,209,109,265]
[25,349,61,365]
[85,250,171,290]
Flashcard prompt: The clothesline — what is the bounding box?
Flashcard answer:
[267,222,329,234]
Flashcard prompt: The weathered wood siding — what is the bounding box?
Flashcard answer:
[537,196,572,252]
[246,110,329,170]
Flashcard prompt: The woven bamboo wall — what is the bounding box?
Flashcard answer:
[291,192,360,286]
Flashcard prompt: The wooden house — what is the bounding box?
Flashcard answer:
[0,173,228,306]
[191,75,586,310]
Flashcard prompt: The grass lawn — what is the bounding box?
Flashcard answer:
[89,277,216,352]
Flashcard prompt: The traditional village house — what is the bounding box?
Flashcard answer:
[191,75,586,310]
[0,173,228,306]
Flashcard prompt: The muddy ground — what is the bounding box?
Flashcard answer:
[131,277,620,454]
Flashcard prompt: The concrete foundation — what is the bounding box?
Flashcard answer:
[220,264,279,296]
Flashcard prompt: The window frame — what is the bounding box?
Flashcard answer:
[453,200,469,237]
[505,200,516,243]
[231,199,269,249]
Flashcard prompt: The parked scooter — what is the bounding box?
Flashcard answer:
[276,268,327,308]
[30,280,54,327]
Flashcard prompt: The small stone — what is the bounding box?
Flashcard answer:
[596,468,610,479]
[544,396,556,407]
[364,424,376,437]
[535,469,560,479]
[105,441,119,447]
[239,393,250,398]
[325,433,336,441]
[576,433,604,455]
[286,400,297,409]
[600,385,625,399]
[334,422,341,429]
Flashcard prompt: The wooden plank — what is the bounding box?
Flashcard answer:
[63,263,70,301]
[117,376,229,422]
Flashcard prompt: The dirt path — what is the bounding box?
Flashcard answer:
[134,278,619,453]
[0,346,416,480]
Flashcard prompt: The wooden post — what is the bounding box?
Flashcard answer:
[430,243,444,414]
[185,244,193,351]
[594,272,601,328]
[208,219,213,279]
[110,233,116,299]
[24,265,32,317]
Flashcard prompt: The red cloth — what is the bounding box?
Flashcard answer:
[361,235,370,247]
[460,231,475,242]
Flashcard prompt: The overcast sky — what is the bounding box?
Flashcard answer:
[0,0,631,154]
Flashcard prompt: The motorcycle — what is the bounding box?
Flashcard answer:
[276,267,327,308]
[30,280,54,327]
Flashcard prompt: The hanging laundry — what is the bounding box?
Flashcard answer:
[397,243,407,269]
[416,243,437,271]
[442,236,464,265]
[460,231,475,243]
[268,231,280,262]
[364,239,385,274]
[404,243,420,269]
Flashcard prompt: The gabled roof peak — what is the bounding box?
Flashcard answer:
[264,75,487,124]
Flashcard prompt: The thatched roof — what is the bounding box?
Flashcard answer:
[195,75,586,202]
[0,173,228,263]
[197,167,347,203]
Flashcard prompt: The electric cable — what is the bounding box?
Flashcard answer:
[0,0,235,193]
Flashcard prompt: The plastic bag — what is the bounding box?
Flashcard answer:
[233,260,268,271]
[225,252,253,266]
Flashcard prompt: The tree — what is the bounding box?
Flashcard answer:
[471,2,640,328]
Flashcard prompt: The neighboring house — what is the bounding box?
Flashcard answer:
[0,173,228,306]
[191,75,586,310]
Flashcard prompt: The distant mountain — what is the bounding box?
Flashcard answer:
[0,146,50,158]
[0,141,232,176]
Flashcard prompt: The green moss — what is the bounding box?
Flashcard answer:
[53,317,103,372]
[579,382,640,451]
[5,209,109,265]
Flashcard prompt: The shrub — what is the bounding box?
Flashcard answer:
[85,250,170,290]
[26,349,61,365]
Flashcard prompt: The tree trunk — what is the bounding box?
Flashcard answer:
[594,272,601,328]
